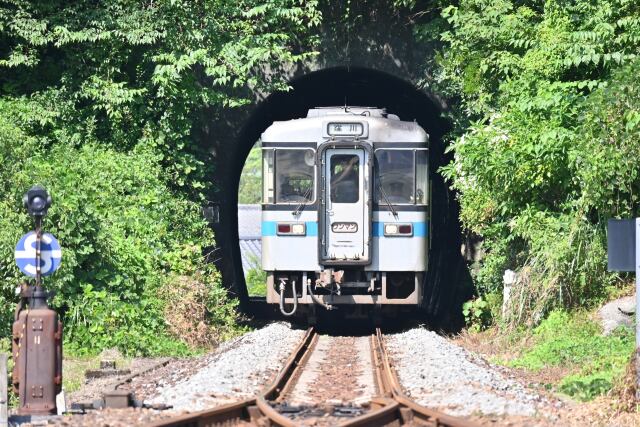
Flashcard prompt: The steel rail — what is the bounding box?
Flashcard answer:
[337,328,480,427]
[149,326,479,427]
[147,327,317,427]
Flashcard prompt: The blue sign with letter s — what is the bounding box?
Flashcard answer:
[14,232,62,277]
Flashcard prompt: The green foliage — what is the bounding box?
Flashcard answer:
[239,143,263,204]
[506,311,634,401]
[431,0,640,325]
[438,0,639,120]
[462,297,491,332]
[0,0,320,197]
[0,97,235,355]
[0,0,320,354]
[245,254,267,296]
[65,284,190,356]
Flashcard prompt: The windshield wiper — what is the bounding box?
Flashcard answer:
[377,179,398,219]
[292,186,313,218]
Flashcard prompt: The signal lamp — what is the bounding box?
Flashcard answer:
[23,185,52,218]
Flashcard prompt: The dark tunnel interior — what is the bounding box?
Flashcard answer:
[217,66,474,331]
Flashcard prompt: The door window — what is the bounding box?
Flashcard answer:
[330,154,360,203]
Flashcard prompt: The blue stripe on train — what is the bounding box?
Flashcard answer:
[262,221,428,237]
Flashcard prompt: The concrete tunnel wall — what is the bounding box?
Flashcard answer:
[208,66,474,330]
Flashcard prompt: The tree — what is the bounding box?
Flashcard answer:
[0,0,321,354]
[432,0,640,325]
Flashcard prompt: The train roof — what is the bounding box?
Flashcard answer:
[261,107,429,144]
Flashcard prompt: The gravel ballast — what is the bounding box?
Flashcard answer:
[146,322,305,411]
[387,328,548,417]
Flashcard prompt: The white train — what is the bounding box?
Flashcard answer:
[261,107,430,318]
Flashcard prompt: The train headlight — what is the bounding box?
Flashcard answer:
[384,223,413,236]
[384,224,398,235]
[277,223,306,236]
[292,223,306,235]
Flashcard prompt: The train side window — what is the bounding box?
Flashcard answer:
[375,150,414,204]
[330,154,360,203]
[262,149,275,204]
[415,150,428,205]
[274,149,315,204]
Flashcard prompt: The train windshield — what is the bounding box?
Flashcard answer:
[263,148,315,204]
[375,149,428,205]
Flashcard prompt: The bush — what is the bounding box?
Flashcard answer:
[506,311,634,401]
[462,297,491,332]
[434,1,640,325]
[160,273,242,349]
[0,98,239,355]
[0,0,322,354]
[245,254,267,296]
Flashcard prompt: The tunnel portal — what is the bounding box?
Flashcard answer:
[210,67,473,330]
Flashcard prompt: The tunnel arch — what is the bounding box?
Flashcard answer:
[212,66,472,329]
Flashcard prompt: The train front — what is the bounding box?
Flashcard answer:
[260,107,429,320]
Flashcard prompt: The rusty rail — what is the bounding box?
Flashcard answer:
[148,327,317,427]
[149,327,478,427]
[336,328,479,427]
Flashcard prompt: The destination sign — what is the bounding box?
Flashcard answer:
[327,122,364,136]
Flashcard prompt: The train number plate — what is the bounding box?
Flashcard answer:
[331,222,358,233]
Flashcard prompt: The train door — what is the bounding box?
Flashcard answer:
[321,148,370,263]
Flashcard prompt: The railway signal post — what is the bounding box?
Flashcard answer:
[12,186,63,415]
[607,218,640,400]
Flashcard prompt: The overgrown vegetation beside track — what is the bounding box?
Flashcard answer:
[0,0,321,356]
[0,99,237,355]
[245,254,267,296]
[428,0,640,327]
[402,0,640,403]
[459,308,635,402]
[508,310,633,401]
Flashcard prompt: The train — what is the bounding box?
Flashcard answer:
[260,106,430,319]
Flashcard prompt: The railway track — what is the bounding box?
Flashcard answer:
[149,328,478,427]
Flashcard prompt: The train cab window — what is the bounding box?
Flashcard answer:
[330,154,360,203]
[375,149,428,205]
[375,150,414,204]
[263,149,315,204]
